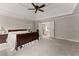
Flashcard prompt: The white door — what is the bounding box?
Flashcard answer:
[38,21,54,39]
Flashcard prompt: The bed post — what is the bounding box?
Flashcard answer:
[15,46,18,51]
[37,29,39,40]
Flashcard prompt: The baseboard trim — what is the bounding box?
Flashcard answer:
[53,37,79,43]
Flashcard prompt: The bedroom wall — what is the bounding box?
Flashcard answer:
[0,15,35,32]
[54,14,79,42]
[54,4,79,42]
[35,13,79,42]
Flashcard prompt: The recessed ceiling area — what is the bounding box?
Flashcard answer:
[0,3,77,21]
[35,3,77,20]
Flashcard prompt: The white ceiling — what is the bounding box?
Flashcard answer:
[0,3,77,21]
[36,3,77,20]
[0,3,35,20]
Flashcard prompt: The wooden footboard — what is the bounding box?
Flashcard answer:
[8,29,39,50]
[0,34,8,44]
[15,30,39,50]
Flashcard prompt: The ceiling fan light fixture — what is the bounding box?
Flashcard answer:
[28,3,45,13]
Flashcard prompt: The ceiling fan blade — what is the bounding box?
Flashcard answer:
[35,9,38,13]
[28,8,35,10]
[39,4,45,8]
[32,3,36,8]
[39,9,44,12]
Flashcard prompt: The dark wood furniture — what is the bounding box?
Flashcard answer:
[8,29,27,32]
[0,34,8,44]
[8,29,39,50]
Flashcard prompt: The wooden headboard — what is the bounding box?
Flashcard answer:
[8,29,27,32]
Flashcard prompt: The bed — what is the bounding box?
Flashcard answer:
[7,29,39,51]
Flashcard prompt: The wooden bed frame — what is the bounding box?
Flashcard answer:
[8,29,39,50]
[0,34,8,44]
[8,29,27,32]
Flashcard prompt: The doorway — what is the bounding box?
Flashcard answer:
[38,21,54,39]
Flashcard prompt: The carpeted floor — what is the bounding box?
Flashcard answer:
[11,38,79,56]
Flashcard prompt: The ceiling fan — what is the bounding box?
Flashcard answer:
[28,3,45,13]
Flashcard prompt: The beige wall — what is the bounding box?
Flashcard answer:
[36,13,79,42]
[0,15,35,32]
[54,14,79,42]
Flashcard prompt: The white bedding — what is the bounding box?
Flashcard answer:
[0,43,9,51]
[6,31,29,51]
